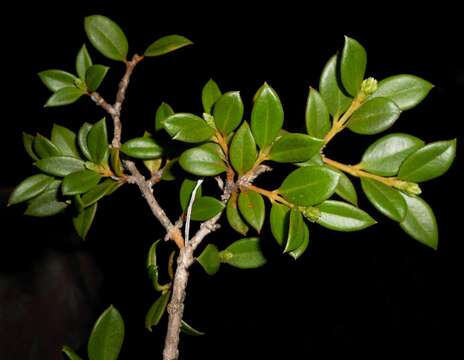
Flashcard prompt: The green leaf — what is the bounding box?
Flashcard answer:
[319,55,352,117]
[230,121,257,175]
[51,124,80,158]
[25,184,68,217]
[251,83,284,149]
[155,102,175,131]
[348,97,401,135]
[399,193,438,249]
[191,197,224,221]
[340,36,367,96]
[38,70,78,92]
[269,133,323,163]
[284,208,305,253]
[33,133,61,159]
[226,194,249,236]
[369,74,434,110]
[121,137,163,159]
[238,191,265,233]
[160,159,177,181]
[270,203,290,246]
[8,174,55,206]
[144,35,192,57]
[316,200,376,231]
[81,179,120,207]
[86,65,109,92]
[279,166,340,206]
[88,305,125,360]
[146,240,170,292]
[213,91,244,134]
[359,133,425,176]
[44,87,84,107]
[35,156,85,177]
[164,113,215,143]
[179,178,202,211]
[179,143,227,176]
[361,178,407,221]
[197,244,221,275]
[84,15,128,61]
[202,79,222,114]
[62,170,102,195]
[87,118,109,164]
[145,291,171,331]
[220,237,266,269]
[296,153,324,167]
[181,320,205,336]
[22,132,39,161]
[76,44,93,80]
[398,139,457,182]
[334,171,358,206]
[306,87,331,139]
[62,346,84,360]
[78,123,94,161]
[289,222,309,260]
[72,202,98,240]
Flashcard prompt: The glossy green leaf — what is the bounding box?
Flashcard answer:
[146,240,170,292]
[33,134,61,159]
[81,179,120,207]
[76,44,93,80]
[8,174,55,206]
[179,143,227,176]
[348,97,401,135]
[289,222,309,260]
[270,203,290,246]
[213,91,244,134]
[164,113,215,143]
[359,133,425,176]
[226,194,249,235]
[38,70,78,92]
[269,133,323,163]
[181,320,205,336]
[306,87,331,139]
[25,184,68,217]
[84,15,128,61]
[361,178,406,221]
[121,137,163,159]
[144,35,192,57]
[316,200,376,231]
[398,139,457,182]
[191,196,224,221]
[251,83,284,149]
[88,305,125,360]
[230,121,257,175]
[399,193,438,249]
[73,194,85,213]
[179,178,202,210]
[72,202,98,240]
[202,79,222,114]
[44,87,84,107]
[334,171,358,206]
[155,102,175,131]
[340,36,367,96]
[238,191,265,233]
[35,156,85,177]
[296,153,324,167]
[220,237,266,269]
[86,65,109,92]
[62,346,84,360]
[197,244,220,275]
[284,208,305,253]
[319,55,352,117]
[62,170,102,195]
[78,123,94,160]
[369,74,434,110]
[160,159,177,181]
[145,291,171,331]
[279,166,340,206]
[22,132,39,161]
[51,124,80,158]
[87,118,109,164]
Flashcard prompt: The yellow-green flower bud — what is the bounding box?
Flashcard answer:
[299,206,321,222]
[361,77,378,96]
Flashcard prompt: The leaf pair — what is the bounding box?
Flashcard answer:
[224,189,266,235]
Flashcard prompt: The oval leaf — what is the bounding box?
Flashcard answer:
[181,320,205,336]
[25,186,68,217]
[33,134,61,159]
[202,79,222,114]
[316,200,376,231]
[86,65,109,92]
[238,191,265,233]
[121,137,163,159]
[270,202,290,246]
[230,121,257,175]
[369,74,434,110]
[340,36,367,96]
[289,222,310,260]
[164,113,215,143]
[269,133,323,163]
[62,170,102,195]
[348,97,401,135]
[145,291,171,331]
[179,143,227,176]
[8,174,55,206]
[191,196,224,221]
[78,123,94,161]
[284,208,305,253]
[279,166,340,206]
[87,118,109,165]
[72,202,98,240]
[35,156,85,177]
[44,87,84,107]
[81,179,120,207]
[197,244,220,275]
[226,194,249,236]
[361,178,407,221]
[359,133,425,176]
[334,171,358,206]
[76,44,93,80]
[251,83,284,149]
[306,87,331,139]
[62,346,84,360]
[220,237,266,269]
[213,91,244,134]
[398,139,456,182]
[51,124,80,158]
[399,193,438,249]
[84,15,128,61]
[155,102,174,131]
[38,70,78,92]
[144,35,192,57]
[23,132,39,161]
[88,305,125,360]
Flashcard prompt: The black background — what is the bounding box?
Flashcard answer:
[1,1,463,359]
